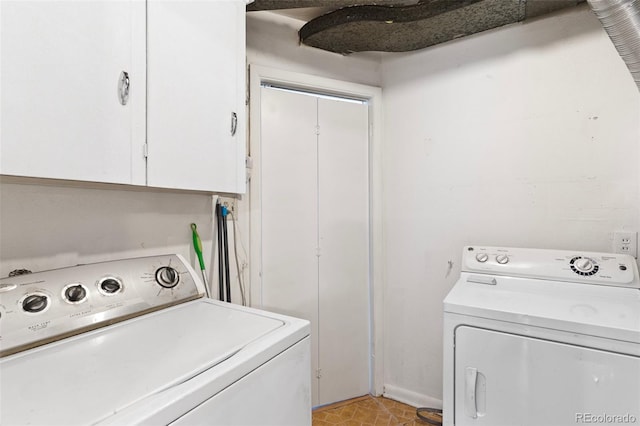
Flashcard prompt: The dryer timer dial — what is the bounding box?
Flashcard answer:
[570,256,599,276]
[155,266,180,288]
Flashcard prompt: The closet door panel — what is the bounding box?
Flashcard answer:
[259,87,320,405]
[317,98,370,404]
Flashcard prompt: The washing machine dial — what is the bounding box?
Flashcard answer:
[99,277,123,295]
[496,254,509,264]
[22,294,49,313]
[570,256,599,276]
[155,266,179,289]
[475,253,489,263]
[64,284,87,303]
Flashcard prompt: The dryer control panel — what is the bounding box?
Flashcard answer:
[463,246,640,289]
[0,254,205,357]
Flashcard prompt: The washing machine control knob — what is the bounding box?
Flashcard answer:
[475,253,489,263]
[22,294,48,313]
[496,254,509,264]
[65,284,87,303]
[155,266,179,288]
[99,277,123,295]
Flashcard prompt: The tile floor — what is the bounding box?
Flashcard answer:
[312,395,439,426]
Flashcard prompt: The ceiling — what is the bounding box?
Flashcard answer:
[266,7,338,22]
[247,0,584,54]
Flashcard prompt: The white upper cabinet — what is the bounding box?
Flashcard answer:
[147,0,246,193]
[1,0,246,193]
[0,1,146,185]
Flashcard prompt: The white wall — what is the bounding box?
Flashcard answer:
[246,12,382,87]
[380,4,640,406]
[0,181,215,281]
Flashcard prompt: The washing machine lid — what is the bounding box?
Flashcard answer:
[0,299,289,426]
[444,273,640,344]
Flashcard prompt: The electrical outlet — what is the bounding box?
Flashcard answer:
[218,196,237,217]
[613,231,637,258]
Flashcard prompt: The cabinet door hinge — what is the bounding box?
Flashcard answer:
[246,65,250,106]
[315,125,320,136]
[143,143,148,159]
[315,369,322,379]
[245,156,253,180]
[316,247,322,258]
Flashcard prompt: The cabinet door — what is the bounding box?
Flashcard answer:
[147,0,246,193]
[454,326,640,426]
[1,1,146,185]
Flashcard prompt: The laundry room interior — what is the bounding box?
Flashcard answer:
[1,1,639,425]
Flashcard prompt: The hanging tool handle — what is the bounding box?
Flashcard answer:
[191,223,206,271]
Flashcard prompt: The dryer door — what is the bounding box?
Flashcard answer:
[454,326,640,426]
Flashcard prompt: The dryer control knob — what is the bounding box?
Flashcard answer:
[574,258,594,273]
[496,254,509,264]
[155,266,179,289]
[475,253,489,263]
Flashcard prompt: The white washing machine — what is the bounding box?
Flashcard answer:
[0,254,311,425]
[443,246,640,426]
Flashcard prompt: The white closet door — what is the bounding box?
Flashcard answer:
[317,98,370,405]
[259,87,370,407]
[259,87,320,405]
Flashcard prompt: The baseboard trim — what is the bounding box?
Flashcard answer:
[382,384,443,409]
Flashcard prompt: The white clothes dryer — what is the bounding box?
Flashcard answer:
[443,246,640,426]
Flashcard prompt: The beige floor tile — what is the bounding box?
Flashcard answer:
[312,395,438,426]
[312,420,335,426]
[314,412,328,421]
[340,405,357,418]
[373,413,394,426]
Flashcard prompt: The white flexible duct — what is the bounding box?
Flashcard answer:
[588,0,640,90]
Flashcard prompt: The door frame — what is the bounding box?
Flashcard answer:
[248,64,384,397]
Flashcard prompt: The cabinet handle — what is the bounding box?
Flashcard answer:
[230,112,238,136]
[118,71,130,106]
